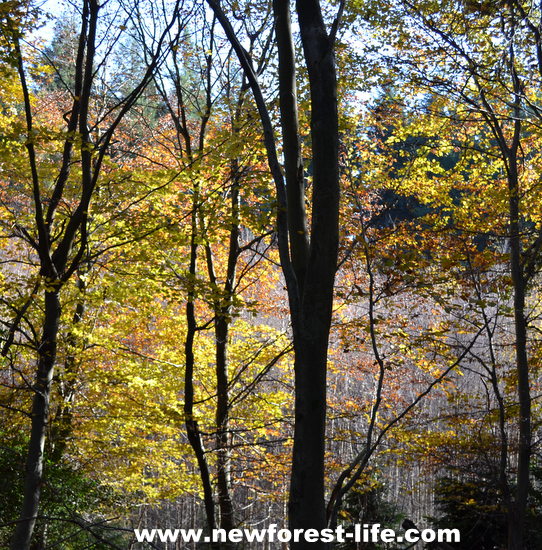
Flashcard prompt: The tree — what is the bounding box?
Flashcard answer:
[351,0,542,545]
[104,7,295,537]
[8,0,542,545]
[204,1,342,545]
[1,1,181,547]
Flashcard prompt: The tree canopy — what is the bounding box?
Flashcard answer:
[1,0,542,549]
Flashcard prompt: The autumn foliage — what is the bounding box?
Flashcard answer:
[1,0,542,549]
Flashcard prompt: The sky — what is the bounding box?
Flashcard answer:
[33,0,69,43]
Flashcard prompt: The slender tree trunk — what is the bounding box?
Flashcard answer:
[215,315,235,533]
[209,160,241,535]
[184,190,216,533]
[507,155,531,550]
[467,248,511,510]
[11,291,61,550]
[273,0,309,285]
[469,39,532,546]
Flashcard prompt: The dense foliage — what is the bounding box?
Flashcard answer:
[1,0,542,548]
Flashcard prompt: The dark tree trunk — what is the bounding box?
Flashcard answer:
[466,39,533,546]
[50,275,86,464]
[184,192,216,533]
[206,1,340,545]
[507,153,531,550]
[493,62,532,547]
[273,0,309,286]
[213,170,240,534]
[162,39,217,536]
[289,1,340,546]
[215,314,235,533]
[8,0,179,544]
[11,291,61,550]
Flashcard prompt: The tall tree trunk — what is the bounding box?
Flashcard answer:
[206,1,340,545]
[507,153,531,550]
[289,1,340,546]
[215,314,235,533]
[11,291,61,550]
[184,188,216,533]
[499,56,531,547]
[205,157,242,535]
[213,172,240,534]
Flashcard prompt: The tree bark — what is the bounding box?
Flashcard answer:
[507,151,531,550]
[11,291,61,550]
[289,1,340,546]
[215,312,235,533]
[213,167,240,534]
[184,186,216,533]
[273,0,309,287]
[50,274,86,464]
[206,1,340,545]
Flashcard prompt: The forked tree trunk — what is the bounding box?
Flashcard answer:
[289,1,340,546]
[206,1,340,546]
[9,0,178,545]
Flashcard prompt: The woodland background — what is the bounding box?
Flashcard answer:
[1,0,542,548]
